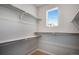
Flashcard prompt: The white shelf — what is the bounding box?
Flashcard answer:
[0,35,40,44]
[35,32,79,34]
[0,17,36,25]
[10,4,41,21]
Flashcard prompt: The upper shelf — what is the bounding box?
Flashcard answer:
[10,4,41,20]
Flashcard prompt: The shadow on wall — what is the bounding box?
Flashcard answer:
[72,11,79,30]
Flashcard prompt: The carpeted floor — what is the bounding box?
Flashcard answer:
[32,50,48,55]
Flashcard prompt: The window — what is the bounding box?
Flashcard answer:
[46,7,59,27]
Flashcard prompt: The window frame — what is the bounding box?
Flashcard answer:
[46,7,59,27]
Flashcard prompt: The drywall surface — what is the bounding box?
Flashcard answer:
[0,5,37,43]
[0,38,38,55]
[37,4,79,33]
[37,33,79,55]
[12,4,37,18]
[0,5,38,55]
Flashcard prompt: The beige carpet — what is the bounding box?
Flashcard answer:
[32,50,48,55]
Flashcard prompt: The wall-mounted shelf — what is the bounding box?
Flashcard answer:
[0,4,41,25]
[0,35,40,44]
[35,32,79,34]
[10,4,41,21]
[0,17,36,25]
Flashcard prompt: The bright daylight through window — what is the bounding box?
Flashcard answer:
[46,7,59,27]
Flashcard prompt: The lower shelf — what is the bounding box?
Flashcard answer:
[0,35,40,44]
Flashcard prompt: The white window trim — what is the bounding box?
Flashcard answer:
[46,7,59,27]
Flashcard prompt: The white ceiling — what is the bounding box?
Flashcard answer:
[33,4,47,7]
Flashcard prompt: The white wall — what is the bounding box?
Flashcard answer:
[37,33,79,55]
[0,4,38,55]
[36,4,79,55]
[37,4,79,33]
[0,5,37,43]
[12,4,37,18]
